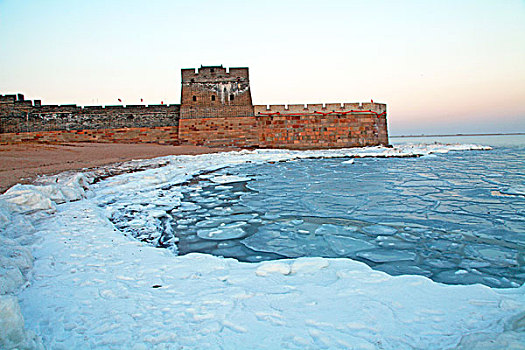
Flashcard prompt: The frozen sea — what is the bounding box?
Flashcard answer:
[113,134,525,288]
[1,136,524,349]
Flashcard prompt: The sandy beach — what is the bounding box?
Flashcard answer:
[0,142,232,193]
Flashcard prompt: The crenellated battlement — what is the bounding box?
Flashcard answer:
[181,65,250,83]
[254,102,387,116]
[1,99,179,112]
[180,65,253,112]
[0,95,180,134]
[0,94,17,103]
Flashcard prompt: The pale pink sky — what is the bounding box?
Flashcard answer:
[0,0,523,135]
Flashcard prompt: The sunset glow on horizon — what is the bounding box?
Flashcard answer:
[0,0,523,135]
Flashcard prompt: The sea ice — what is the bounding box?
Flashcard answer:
[0,296,43,350]
[208,175,251,184]
[478,247,515,262]
[356,249,417,263]
[434,269,488,286]
[314,223,358,236]
[375,235,415,249]
[323,235,376,256]
[241,224,339,258]
[374,261,433,277]
[182,240,218,251]
[363,224,398,236]
[2,185,55,214]
[196,223,248,241]
[2,144,524,350]
[178,202,201,211]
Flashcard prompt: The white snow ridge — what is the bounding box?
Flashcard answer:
[1,144,524,350]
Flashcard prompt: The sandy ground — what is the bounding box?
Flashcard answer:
[0,142,233,193]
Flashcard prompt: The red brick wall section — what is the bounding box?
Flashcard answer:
[254,103,388,149]
[256,113,387,149]
[178,117,258,148]
[0,126,179,145]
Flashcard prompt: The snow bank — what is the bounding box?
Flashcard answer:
[17,197,525,348]
[0,296,43,350]
[0,207,42,350]
[3,143,524,350]
[0,172,92,349]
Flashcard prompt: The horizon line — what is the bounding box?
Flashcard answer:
[390,132,525,138]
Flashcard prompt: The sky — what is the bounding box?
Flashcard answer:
[0,0,523,135]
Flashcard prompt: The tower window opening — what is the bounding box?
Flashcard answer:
[192,96,197,101]
[230,94,234,101]
[210,68,215,73]
[211,95,216,101]
[191,78,195,83]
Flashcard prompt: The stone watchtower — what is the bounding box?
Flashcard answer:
[178,65,258,146]
[180,65,254,118]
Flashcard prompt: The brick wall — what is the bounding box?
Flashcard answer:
[178,116,258,148]
[254,103,388,149]
[0,94,180,133]
[180,65,254,119]
[180,66,252,108]
[177,65,256,147]
[0,126,179,145]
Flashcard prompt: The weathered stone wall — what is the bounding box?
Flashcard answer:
[0,126,179,144]
[180,66,254,119]
[177,102,388,149]
[254,103,388,149]
[178,65,257,147]
[178,116,258,148]
[0,94,180,133]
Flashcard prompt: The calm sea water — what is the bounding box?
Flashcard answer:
[113,135,525,288]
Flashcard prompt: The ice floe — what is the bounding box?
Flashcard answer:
[1,143,524,349]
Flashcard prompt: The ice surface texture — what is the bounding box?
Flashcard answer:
[1,143,524,349]
[117,145,524,288]
[17,200,525,349]
[235,147,524,288]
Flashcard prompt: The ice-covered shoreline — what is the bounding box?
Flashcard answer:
[2,143,524,349]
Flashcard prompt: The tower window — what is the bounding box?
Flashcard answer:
[230,94,234,101]
[192,96,197,101]
[211,95,216,101]
[191,78,195,83]
[210,68,215,73]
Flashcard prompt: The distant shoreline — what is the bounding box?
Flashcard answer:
[390,132,525,138]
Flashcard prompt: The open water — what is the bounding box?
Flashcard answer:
[111,135,525,288]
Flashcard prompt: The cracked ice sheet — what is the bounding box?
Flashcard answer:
[8,144,524,349]
[18,200,525,349]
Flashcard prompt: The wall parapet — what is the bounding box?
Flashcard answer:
[181,65,250,82]
[254,103,386,116]
[0,95,181,134]
[0,94,179,112]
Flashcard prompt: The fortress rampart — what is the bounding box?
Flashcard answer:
[254,103,388,148]
[0,94,179,133]
[0,65,388,148]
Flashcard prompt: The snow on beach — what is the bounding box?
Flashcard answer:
[1,144,524,349]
